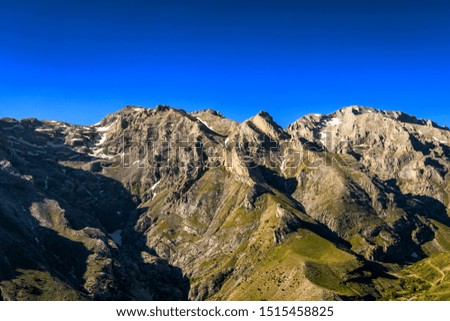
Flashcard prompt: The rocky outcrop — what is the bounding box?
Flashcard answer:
[1,105,450,300]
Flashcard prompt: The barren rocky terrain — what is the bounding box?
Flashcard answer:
[1,105,450,300]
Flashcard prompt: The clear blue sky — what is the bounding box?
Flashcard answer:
[1,0,449,127]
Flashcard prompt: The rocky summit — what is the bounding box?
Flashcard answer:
[1,105,450,301]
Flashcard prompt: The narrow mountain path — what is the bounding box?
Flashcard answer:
[406,271,434,286]
[427,261,447,285]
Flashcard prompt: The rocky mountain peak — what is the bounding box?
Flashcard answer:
[190,108,224,118]
[327,105,448,130]
[242,110,289,142]
[255,110,272,119]
[334,105,376,115]
[2,104,450,301]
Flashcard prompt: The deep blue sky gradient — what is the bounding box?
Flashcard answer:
[1,0,449,127]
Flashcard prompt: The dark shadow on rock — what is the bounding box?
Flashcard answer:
[396,114,449,131]
[405,194,450,226]
[409,134,435,156]
[299,137,325,152]
[440,144,450,159]
[0,123,190,300]
[258,166,298,195]
[424,158,448,177]
[119,210,190,300]
[381,178,450,263]
[301,219,352,250]
[384,179,450,227]
[0,172,90,298]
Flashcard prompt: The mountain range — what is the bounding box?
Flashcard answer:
[1,105,450,301]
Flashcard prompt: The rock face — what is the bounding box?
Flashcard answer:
[1,105,450,300]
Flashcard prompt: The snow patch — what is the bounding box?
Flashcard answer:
[151,180,161,199]
[319,132,328,146]
[151,180,160,191]
[281,158,286,172]
[108,230,122,246]
[88,148,116,159]
[94,122,116,148]
[325,117,342,126]
[197,118,214,131]
[96,123,113,133]
[97,133,108,145]
[433,137,447,144]
[69,138,84,142]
